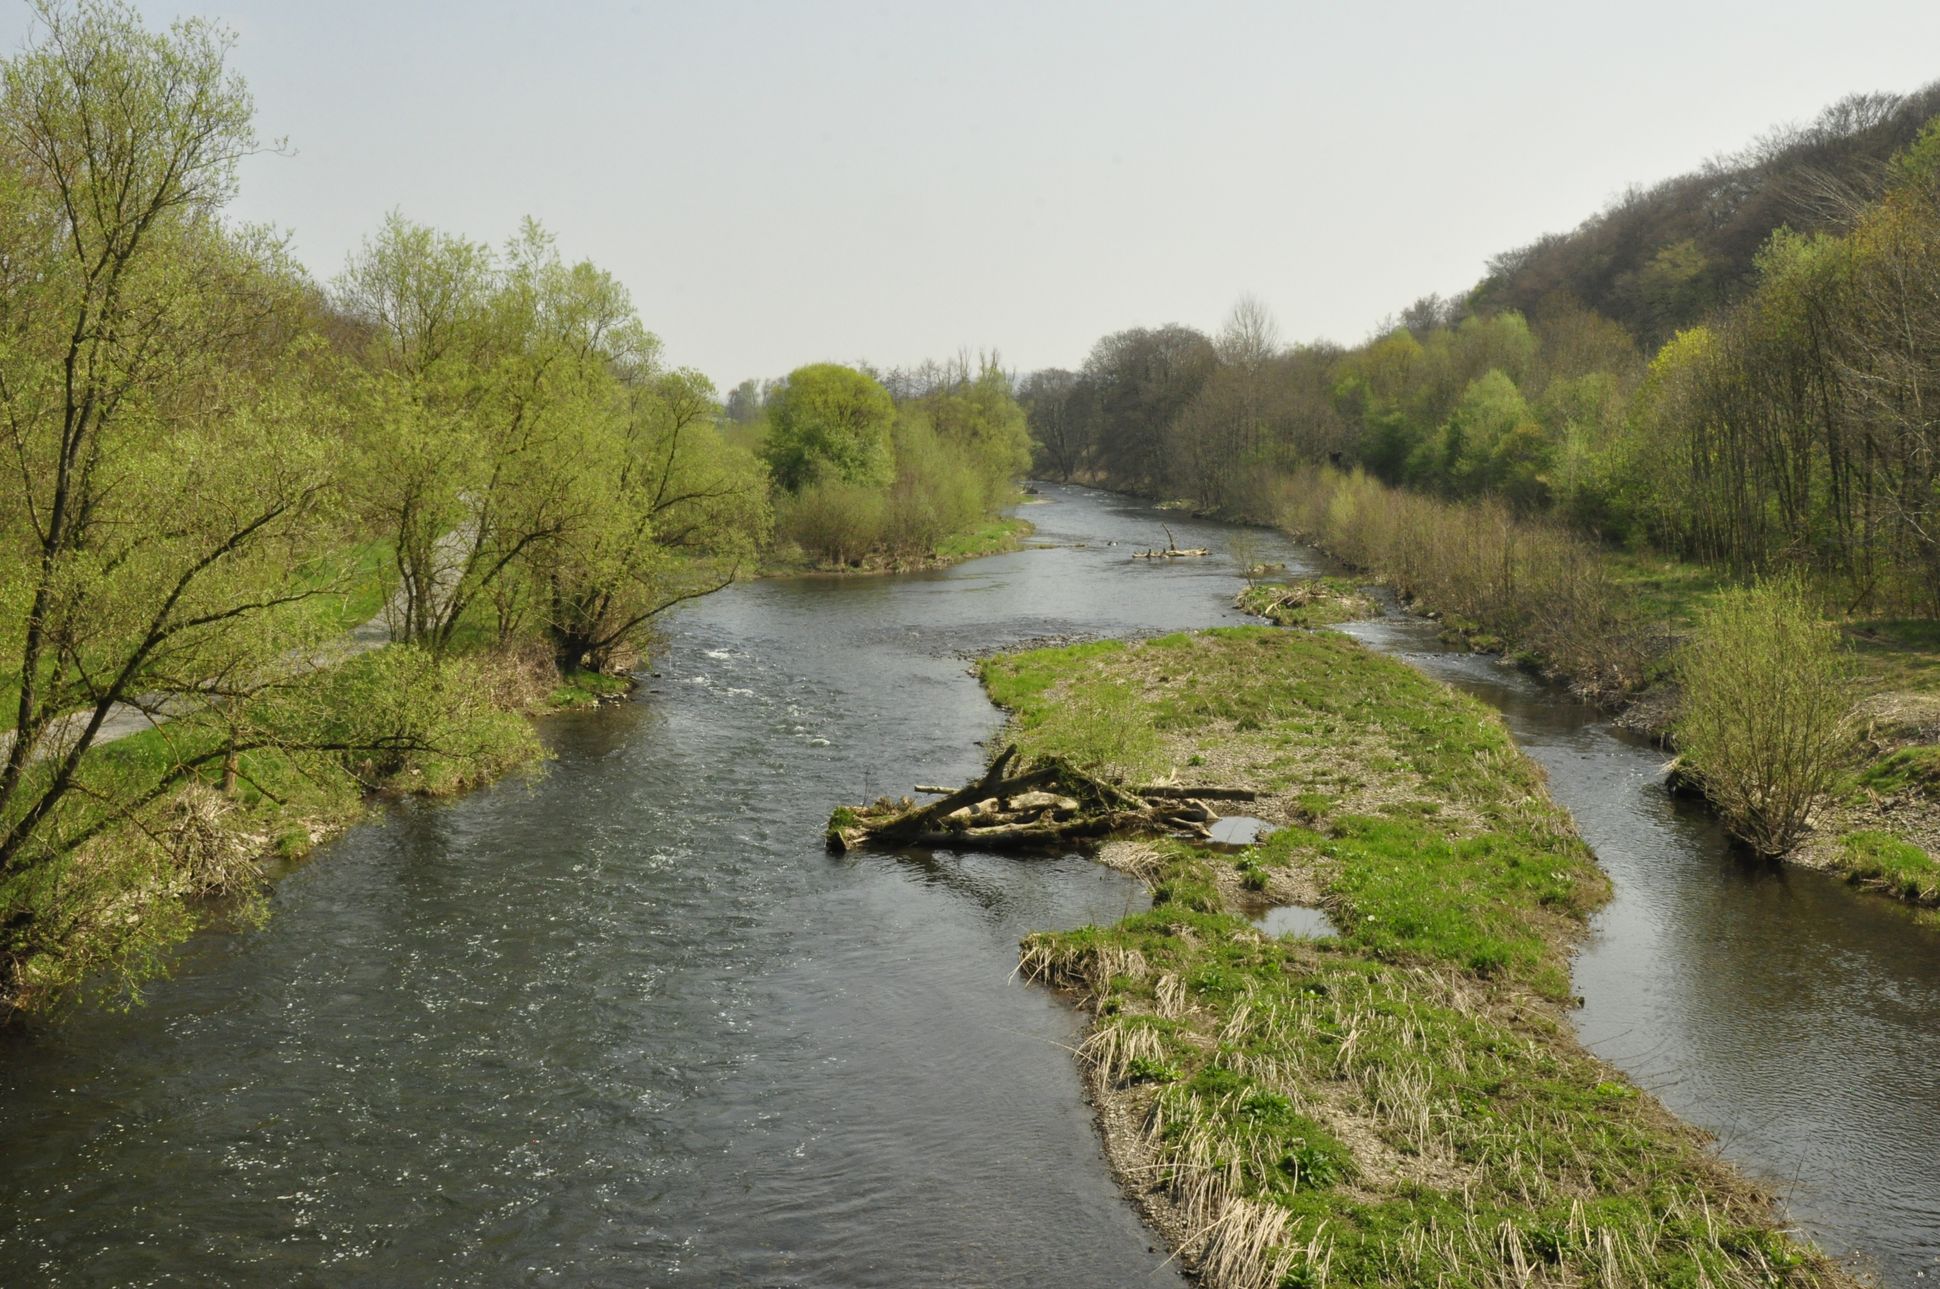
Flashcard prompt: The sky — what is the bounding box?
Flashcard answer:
[8,1,1940,392]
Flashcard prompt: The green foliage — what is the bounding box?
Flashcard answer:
[1832,830,1939,903]
[0,0,341,893]
[1279,467,1650,700]
[0,3,786,1014]
[1889,117,1940,191]
[915,362,1034,499]
[768,358,1031,567]
[763,363,897,492]
[538,366,770,670]
[1675,577,1857,856]
[1025,96,1940,624]
[880,411,988,553]
[776,479,889,567]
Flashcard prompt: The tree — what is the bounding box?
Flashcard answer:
[1216,294,1282,370]
[1675,577,1855,856]
[1019,368,1092,481]
[1083,325,1216,492]
[337,218,640,654]
[539,366,770,671]
[723,378,764,424]
[1168,297,1289,513]
[335,214,496,647]
[0,1,344,988]
[910,357,1033,500]
[762,363,896,491]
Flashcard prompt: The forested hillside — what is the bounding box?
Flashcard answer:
[1478,84,1940,344]
[1025,84,1940,617]
[1025,86,1940,875]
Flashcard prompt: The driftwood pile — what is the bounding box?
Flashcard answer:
[1131,524,1210,560]
[1240,584,1325,615]
[826,744,1255,853]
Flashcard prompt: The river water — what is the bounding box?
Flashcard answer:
[2,484,1935,1286]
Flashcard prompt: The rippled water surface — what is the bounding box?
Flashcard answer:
[3,485,1936,1286]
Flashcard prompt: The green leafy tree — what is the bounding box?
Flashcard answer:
[0,0,345,997]
[915,360,1033,500]
[763,363,896,491]
[1675,577,1855,856]
[335,214,496,646]
[338,218,645,654]
[539,366,770,671]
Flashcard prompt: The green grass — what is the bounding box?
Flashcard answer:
[1028,890,1817,1286]
[994,628,1844,1287]
[286,538,393,635]
[1604,552,1733,631]
[1852,745,1940,801]
[547,668,633,710]
[979,639,1163,782]
[934,514,1035,562]
[1844,618,1940,695]
[1601,552,1940,697]
[1831,830,1940,904]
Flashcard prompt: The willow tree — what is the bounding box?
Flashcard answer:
[340,218,769,673]
[333,214,495,648]
[0,3,337,862]
[537,366,770,672]
[0,3,348,1001]
[337,218,641,655]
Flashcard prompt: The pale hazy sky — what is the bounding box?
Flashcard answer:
[11,2,1940,391]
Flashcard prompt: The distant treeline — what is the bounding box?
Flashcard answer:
[1023,86,1940,616]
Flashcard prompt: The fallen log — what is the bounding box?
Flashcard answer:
[1136,785,1258,801]
[884,815,1127,850]
[826,751,1254,853]
[1130,523,1211,560]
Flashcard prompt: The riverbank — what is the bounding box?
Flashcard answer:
[5,493,1040,1016]
[0,647,629,1016]
[984,627,1855,1287]
[1266,466,1940,912]
[760,514,1035,577]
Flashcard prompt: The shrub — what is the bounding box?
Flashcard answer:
[880,412,986,556]
[1674,575,1855,855]
[777,479,887,565]
[1277,465,1647,697]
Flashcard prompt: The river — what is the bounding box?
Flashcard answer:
[1,483,1935,1286]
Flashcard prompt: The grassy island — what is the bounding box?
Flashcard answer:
[981,628,1851,1289]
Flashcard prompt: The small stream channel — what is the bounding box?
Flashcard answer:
[1,484,1935,1285]
[1334,609,1940,1284]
